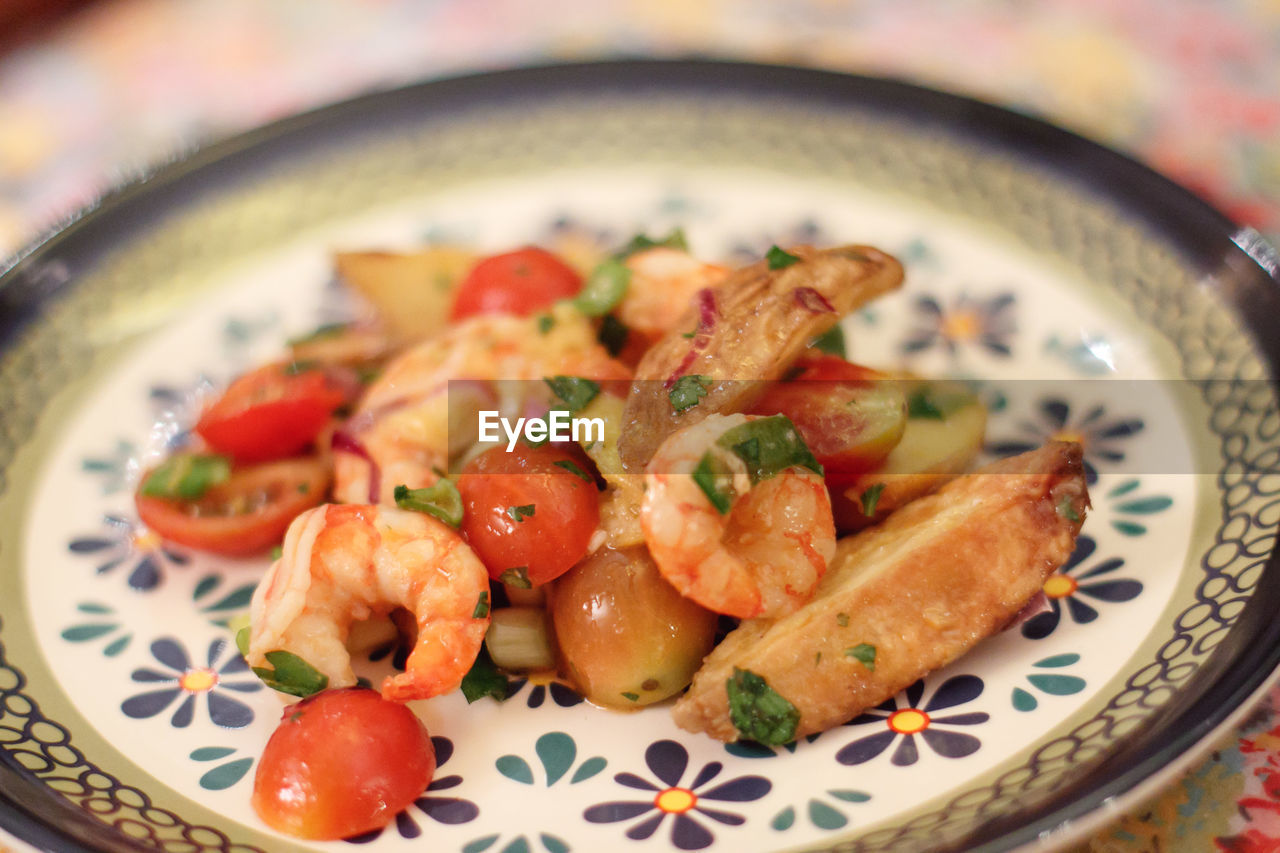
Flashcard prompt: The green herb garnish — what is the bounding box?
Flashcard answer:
[139,453,231,501]
[537,314,555,334]
[906,384,976,420]
[621,691,640,702]
[286,322,348,346]
[836,612,849,628]
[692,452,736,515]
[613,228,689,259]
[669,374,711,412]
[235,625,251,658]
[810,324,846,359]
[554,459,594,483]
[1057,495,1081,523]
[766,245,801,270]
[717,415,822,483]
[252,651,329,698]
[860,483,886,517]
[507,504,536,522]
[394,480,463,528]
[726,668,800,746]
[573,258,630,316]
[461,646,510,703]
[473,591,490,619]
[598,314,629,357]
[269,545,283,561]
[499,567,532,589]
[545,376,600,413]
[906,388,945,420]
[845,643,877,671]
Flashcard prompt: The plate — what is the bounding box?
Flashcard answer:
[1,61,1279,853]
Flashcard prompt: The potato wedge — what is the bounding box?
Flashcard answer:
[334,248,477,343]
[671,441,1088,742]
[834,380,987,531]
[617,245,904,471]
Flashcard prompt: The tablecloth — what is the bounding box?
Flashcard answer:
[1,1,1278,850]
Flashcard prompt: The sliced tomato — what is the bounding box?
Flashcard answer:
[195,363,348,464]
[750,355,906,477]
[252,687,436,840]
[135,457,329,556]
[449,247,582,320]
[456,444,599,587]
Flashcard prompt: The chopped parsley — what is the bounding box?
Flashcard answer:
[669,374,711,412]
[545,376,600,413]
[860,483,886,517]
[139,453,231,501]
[766,245,801,270]
[598,314,629,356]
[507,504,536,522]
[613,228,689,259]
[692,452,736,515]
[621,691,640,702]
[717,415,822,484]
[906,388,946,420]
[554,459,594,483]
[394,480,464,528]
[499,567,532,589]
[836,612,849,628]
[906,384,976,420]
[537,314,555,334]
[251,650,329,698]
[269,545,283,561]
[573,258,630,316]
[845,643,877,671]
[461,646,510,703]
[726,668,800,746]
[810,324,847,358]
[473,591,490,619]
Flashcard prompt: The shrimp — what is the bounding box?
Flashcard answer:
[615,248,728,343]
[333,306,631,504]
[641,413,836,619]
[247,503,490,702]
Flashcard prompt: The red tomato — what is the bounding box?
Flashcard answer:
[135,457,329,556]
[456,444,599,587]
[449,247,582,320]
[750,355,906,476]
[195,364,348,464]
[252,688,436,840]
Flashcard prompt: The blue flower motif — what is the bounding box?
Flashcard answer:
[69,514,190,591]
[506,678,584,709]
[836,675,989,767]
[347,737,479,843]
[80,439,138,495]
[987,397,1144,485]
[1022,536,1143,640]
[149,377,214,451]
[901,292,1016,358]
[584,740,770,850]
[121,637,260,729]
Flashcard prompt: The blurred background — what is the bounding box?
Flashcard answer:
[0,0,1278,259]
[0,2,1278,851]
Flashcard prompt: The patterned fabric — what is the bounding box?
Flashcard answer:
[0,2,1277,849]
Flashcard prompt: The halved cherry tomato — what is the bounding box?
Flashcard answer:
[252,687,435,840]
[195,363,348,464]
[135,457,329,556]
[449,247,582,320]
[750,355,907,477]
[456,443,599,587]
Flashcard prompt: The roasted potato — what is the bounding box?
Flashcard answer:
[671,441,1088,742]
[334,248,476,343]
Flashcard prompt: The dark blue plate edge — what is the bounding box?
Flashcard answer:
[0,58,1276,853]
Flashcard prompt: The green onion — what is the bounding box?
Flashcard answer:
[766,245,801,270]
[139,454,231,500]
[573,258,630,316]
[726,668,800,746]
[394,480,463,528]
[544,376,600,413]
[668,374,711,412]
[485,607,555,671]
[499,567,532,589]
[473,591,490,619]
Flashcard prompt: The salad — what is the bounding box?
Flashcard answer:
[133,232,1089,840]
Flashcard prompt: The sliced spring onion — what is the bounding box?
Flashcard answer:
[485,607,556,672]
[139,453,231,500]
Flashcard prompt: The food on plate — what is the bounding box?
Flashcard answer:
[131,232,1090,840]
[672,441,1087,742]
[251,687,436,839]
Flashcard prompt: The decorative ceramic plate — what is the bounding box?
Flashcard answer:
[2,62,1279,853]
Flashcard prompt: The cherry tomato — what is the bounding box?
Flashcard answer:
[456,444,599,587]
[135,457,329,556]
[195,363,348,464]
[750,355,906,477]
[252,688,435,840]
[449,247,582,320]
